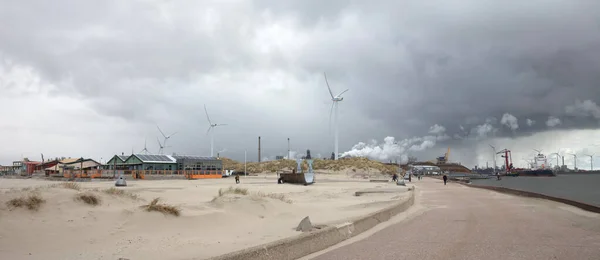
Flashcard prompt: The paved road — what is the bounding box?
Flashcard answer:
[308,178,600,260]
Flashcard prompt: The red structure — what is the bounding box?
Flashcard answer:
[498,149,513,174]
[23,161,41,175]
[35,160,60,172]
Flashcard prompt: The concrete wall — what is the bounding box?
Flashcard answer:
[464,183,600,214]
[208,188,415,260]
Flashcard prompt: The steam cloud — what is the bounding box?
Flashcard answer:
[341,124,450,162]
[526,119,535,126]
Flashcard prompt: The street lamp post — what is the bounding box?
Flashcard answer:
[244,150,247,177]
[287,138,290,160]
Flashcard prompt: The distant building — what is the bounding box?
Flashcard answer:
[105,154,223,173]
[276,156,284,160]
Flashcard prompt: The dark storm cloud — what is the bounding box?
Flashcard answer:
[2,0,600,163]
[261,0,600,138]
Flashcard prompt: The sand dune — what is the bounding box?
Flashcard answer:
[0,175,409,260]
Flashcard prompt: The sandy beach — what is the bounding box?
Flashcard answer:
[0,175,409,260]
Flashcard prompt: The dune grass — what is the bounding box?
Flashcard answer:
[74,193,101,206]
[140,198,180,217]
[220,157,398,174]
[255,191,293,204]
[217,186,249,197]
[6,194,46,211]
[49,182,81,191]
[214,186,292,204]
[103,187,139,200]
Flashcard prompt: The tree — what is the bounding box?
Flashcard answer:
[331,152,335,160]
[306,149,312,159]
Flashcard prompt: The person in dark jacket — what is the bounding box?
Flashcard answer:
[443,175,448,185]
[235,174,240,184]
[392,173,398,182]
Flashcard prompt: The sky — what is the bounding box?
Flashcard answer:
[1,0,600,169]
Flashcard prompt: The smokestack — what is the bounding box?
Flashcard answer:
[258,136,261,162]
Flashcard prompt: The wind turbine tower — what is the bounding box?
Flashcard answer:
[324,72,349,160]
[584,154,594,170]
[204,104,227,157]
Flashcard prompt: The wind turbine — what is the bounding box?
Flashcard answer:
[568,153,577,170]
[139,138,149,154]
[157,137,165,155]
[324,72,349,160]
[157,125,177,151]
[584,154,594,171]
[204,104,227,157]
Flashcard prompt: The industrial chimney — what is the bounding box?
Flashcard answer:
[258,136,261,162]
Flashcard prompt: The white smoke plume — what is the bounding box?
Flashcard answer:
[283,151,298,160]
[546,116,562,127]
[526,118,535,126]
[500,113,519,130]
[342,124,449,162]
[565,100,600,119]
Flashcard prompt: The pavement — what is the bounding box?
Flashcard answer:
[304,178,600,260]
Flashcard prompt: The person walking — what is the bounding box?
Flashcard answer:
[443,174,448,185]
[235,174,240,184]
[392,173,398,182]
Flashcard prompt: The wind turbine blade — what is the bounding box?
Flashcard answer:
[169,132,178,138]
[217,124,227,126]
[157,125,167,138]
[204,104,212,125]
[337,89,349,97]
[206,126,212,135]
[324,72,334,99]
[157,137,163,148]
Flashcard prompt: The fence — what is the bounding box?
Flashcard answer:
[56,169,223,180]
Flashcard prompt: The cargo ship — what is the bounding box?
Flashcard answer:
[497,149,556,177]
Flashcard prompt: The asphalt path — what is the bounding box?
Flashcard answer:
[305,178,600,260]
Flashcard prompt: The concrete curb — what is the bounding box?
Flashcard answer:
[462,183,600,214]
[206,188,415,260]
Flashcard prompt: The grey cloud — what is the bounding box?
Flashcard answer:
[565,100,600,119]
[500,113,519,131]
[546,116,562,127]
[2,0,600,164]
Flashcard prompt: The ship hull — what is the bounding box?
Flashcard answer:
[513,169,556,177]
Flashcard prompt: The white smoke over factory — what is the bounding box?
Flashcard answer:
[341,124,450,163]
